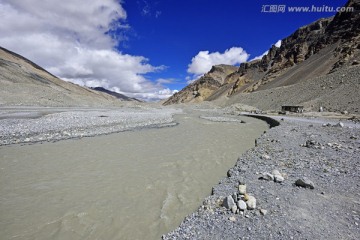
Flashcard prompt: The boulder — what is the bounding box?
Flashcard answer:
[295,177,315,189]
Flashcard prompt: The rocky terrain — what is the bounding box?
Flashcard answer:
[0,106,180,146]
[164,0,360,113]
[164,114,360,239]
[0,47,134,107]
[222,64,360,114]
[163,65,238,105]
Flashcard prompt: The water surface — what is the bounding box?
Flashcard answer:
[0,113,268,239]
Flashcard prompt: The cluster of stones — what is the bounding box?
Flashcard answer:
[322,122,344,128]
[258,169,285,183]
[222,180,265,219]
[301,139,324,149]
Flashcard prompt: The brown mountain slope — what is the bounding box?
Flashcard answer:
[223,64,360,114]
[164,0,360,110]
[163,64,238,105]
[0,47,128,107]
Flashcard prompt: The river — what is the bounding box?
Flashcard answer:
[0,112,268,239]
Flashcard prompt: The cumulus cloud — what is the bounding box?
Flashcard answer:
[0,0,171,101]
[130,88,178,102]
[187,47,249,76]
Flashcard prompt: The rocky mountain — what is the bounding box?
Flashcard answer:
[164,0,360,113]
[163,64,238,105]
[91,87,141,102]
[0,47,128,107]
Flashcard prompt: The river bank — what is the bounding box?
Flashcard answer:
[163,115,360,239]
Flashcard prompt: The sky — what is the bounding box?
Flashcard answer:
[0,0,349,101]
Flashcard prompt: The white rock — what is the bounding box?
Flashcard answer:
[274,175,284,183]
[246,196,256,210]
[231,205,238,214]
[259,172,274,181]
[260,209,268,215]
[272,169,281,176]
[238,184,246,195]
[261,154,271,160]
[237,200,247,211]
[229,216,236,222]
[336,122,344,128]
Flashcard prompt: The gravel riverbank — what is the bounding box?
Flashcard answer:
[0,107,181,145]
[163,115,360,239]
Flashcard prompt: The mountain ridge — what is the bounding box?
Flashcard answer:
[91,87,142,102]
[0,47,137,106]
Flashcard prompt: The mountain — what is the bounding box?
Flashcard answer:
[91,87,142,102]
[0,47,124,107]
[164,0,360,113]
[163,64,238,105]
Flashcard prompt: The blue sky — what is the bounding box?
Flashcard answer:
[0,0,348,101]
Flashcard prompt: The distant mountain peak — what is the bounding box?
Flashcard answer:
[90,87,142,102]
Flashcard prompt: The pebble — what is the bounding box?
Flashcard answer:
[272,169,281,176]
[223,195,236,209]
[238,184,247,195]
[229,216,236,222]
[295,177,315,189]
[274,175,285,183]
[260,209,268,215]
[246,196,256,210]
[336,122,344,127]
[261,154,271,160]
[259,172,274,181]
[231,205,238,214]
[237,200,247,211]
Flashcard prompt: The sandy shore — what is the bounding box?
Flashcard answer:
[163,113,360,239]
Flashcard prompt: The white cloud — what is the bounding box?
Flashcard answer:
[156,78,176,84]
[187,47,249,76]
[129,88,178,102]
[0,0,171,101]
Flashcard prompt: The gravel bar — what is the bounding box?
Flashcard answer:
[163,116,360,240]
[0,107,181,145]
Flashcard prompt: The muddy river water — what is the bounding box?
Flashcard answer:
[0,113,268,239]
